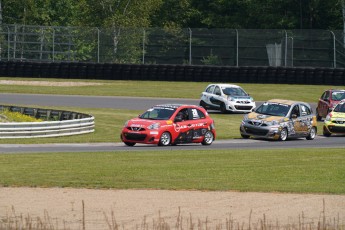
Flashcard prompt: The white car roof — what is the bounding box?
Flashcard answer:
[208,83,241,88]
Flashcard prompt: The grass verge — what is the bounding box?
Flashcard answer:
[0,77,333,143]
[0,77,341,102]
[0,106,326,144]
[0,148,344,194]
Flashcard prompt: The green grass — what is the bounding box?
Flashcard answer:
[0,106,326,144]
[0,107,139,144]
[0,77,342,102]
[0,148,343,194]
[0,106,246,144]
[0,77,336,144]
[0,77,342,195]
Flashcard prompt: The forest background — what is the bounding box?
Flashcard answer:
[0,0,343,30]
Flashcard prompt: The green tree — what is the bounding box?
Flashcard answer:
[245,0,343,29]
[75,0,162,28]
[151,0,343,29]
[150,0,198,28]
[2,0,76,26]
[74,0,163,63]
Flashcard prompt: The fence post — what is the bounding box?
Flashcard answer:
[329,30,336,68]
[97,28,100,63]
[236,29,239,67]
[188,28,192,65]
[6,25,9,61]
[291,37,294,67]
[13,24,17,59]
[52,28,55,62]
[142,28,145,64]
[285,30,287,67]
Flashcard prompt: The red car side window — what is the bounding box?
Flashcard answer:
[324,91,330,101]
[190,108,206,120]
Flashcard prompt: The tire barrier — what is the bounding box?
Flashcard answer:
[0,105,95,139]
[0,61,344,85]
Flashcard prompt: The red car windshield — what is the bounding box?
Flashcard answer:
[139,107,176,120]
[331,91,345,101]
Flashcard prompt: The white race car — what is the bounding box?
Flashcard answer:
[200,84,256,113]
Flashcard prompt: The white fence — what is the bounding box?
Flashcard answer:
[0,105,95,138]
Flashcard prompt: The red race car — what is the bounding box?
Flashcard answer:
[120,104,216,146]
[316,89,345,120]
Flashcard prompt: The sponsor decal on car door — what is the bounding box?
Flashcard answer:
[174,108,210,143]
[291,105,309,136]
[209,86,223,108]
[173,109,194,143]
[190,108,210,140]
[176,120,195,143]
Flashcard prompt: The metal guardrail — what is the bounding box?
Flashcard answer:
[0,105,95,138]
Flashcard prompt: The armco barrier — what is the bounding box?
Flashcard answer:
[0,105,95,138]
[0,61,344,85]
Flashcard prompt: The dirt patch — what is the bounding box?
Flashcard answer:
[0,187,344,229]
[0,80,103,87]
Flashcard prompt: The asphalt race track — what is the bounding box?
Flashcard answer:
[0,93,198,110]
[1,93,344,153]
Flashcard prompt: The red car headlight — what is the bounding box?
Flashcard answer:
[148,123,160,130]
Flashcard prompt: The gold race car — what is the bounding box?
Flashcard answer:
[240,99,317,141]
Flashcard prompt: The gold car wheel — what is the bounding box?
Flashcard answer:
[279,128,288,141]
[306,127,316,140]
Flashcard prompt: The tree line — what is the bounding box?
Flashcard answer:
[0,0,343,30]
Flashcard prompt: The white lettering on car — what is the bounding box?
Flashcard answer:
[173,124,181,132]
[174,123,205,132]
[150,131,159,135]
[130,124,143,127]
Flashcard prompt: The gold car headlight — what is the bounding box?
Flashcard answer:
[265,120,278,126]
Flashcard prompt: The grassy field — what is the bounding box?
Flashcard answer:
[0,77,344,195]
[0,107,247,144]
[0,148,344,194]
[0,106,326,144]
[0,77,335,143]
[0,77,341,102]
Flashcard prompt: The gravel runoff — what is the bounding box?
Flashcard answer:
[0,187,344,229]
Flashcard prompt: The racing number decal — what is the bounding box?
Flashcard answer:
[191,109,199,119]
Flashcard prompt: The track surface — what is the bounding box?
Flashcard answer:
[1,93,344,153]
